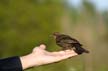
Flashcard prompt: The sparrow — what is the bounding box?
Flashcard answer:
[52,32,89,55]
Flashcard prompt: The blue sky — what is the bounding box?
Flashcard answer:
[68,0,108,11]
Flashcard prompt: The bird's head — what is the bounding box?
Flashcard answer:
[52,32,61,38]
[53,32,61,36]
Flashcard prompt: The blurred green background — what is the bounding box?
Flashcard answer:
[0,0,108,71]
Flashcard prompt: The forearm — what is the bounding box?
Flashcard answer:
[20,53,41,70]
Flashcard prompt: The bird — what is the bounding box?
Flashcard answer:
[52,32,89,55]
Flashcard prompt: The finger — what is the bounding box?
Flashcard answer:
[59,52,78,60]
[61,51,77,56]
[51,50,74,55]
[52,50,77,57]
[63,53,77,59]
[39,44,46,49]
[65,49,72,52]
[59,50,76,55]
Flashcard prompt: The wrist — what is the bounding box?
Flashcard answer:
[20,53,34,70]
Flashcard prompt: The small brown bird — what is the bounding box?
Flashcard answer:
[53,32,89,55]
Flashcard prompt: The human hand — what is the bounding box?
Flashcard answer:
[20,44,78,69]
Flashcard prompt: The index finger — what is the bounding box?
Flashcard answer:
[52,49,78,56]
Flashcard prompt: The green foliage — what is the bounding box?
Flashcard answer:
[0,0,63,57]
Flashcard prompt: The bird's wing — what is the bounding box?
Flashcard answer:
[60,38,78,43]
[56,34,82,45]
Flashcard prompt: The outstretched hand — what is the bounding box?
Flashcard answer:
[20,44,78,69]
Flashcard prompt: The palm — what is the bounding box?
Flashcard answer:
[32,44,77,65]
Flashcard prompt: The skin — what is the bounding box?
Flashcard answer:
[20,44,78,70]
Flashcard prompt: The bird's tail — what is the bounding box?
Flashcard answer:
[83,49,89,53]
[73,43,89,54]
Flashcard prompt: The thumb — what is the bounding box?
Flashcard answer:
[39,44,46,50]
